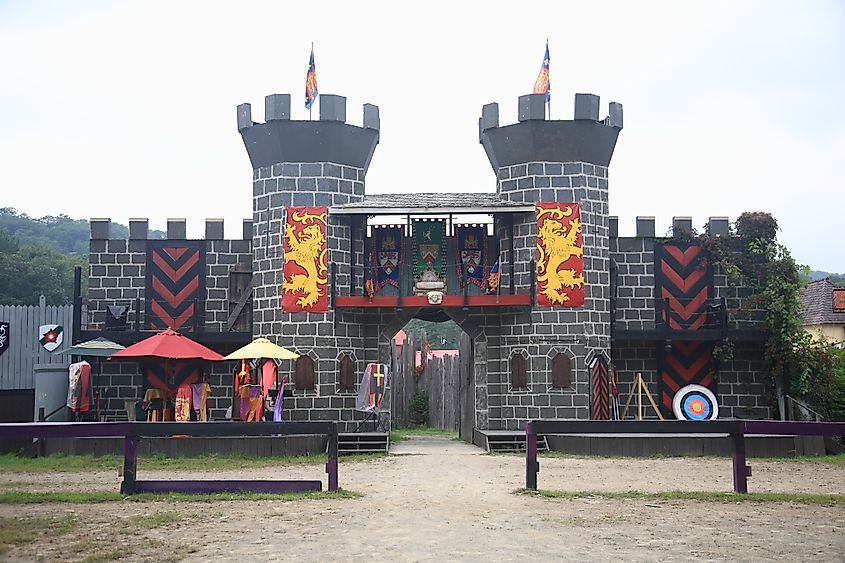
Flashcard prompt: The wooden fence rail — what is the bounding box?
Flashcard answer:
[0,421,339,494]
[524,420,845,493]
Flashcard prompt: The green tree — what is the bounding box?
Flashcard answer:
[0,227,84,305]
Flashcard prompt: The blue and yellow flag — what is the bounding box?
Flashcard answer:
[533,42,550,102]
[487,257,501,294]
[305,46,318,109]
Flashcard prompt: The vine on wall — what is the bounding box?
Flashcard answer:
[672,212,844,420]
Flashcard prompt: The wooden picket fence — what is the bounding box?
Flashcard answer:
[0,297,74,390]
[391,331,470,431]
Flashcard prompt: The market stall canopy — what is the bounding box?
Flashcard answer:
[223,338,299,360]
[109,329,223,361]
[52,337,125,358]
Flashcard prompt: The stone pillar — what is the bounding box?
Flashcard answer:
[479,93,623,426]
[238,93,380,429]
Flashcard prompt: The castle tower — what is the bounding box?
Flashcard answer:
[479,93,622,424]
[238,94,379,426]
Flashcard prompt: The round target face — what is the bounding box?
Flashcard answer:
[672,384,719,421]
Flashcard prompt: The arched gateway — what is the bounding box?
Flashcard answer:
[81,91,771,441]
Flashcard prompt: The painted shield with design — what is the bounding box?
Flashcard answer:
[38,324,64,352]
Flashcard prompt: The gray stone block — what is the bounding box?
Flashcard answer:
[243,219,253,240]
[574,93,600,120]
[264,94,291,121]
[167,219,186,239]
[609,216,618,238]
[672,216,693,235]
[708,216,730,237]
[608,101,623,128]
[319,94,347,122]
[481,102,499,130]
[205,219,224,240]
[518,94,546,121]
[363,103,379,131]
[237,103,252,131]
[128,219,148,240]
[90,218,111,240]
[636,216,655,238]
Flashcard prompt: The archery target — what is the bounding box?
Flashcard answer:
[672,384,719,421]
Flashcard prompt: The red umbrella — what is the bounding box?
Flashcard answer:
[109,329,223,361]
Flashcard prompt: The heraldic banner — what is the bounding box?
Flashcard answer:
[282,207,328,312]
[413,219,446,281]
[455,224,488,288]
[371,225,403,292]
[536,202,585,307]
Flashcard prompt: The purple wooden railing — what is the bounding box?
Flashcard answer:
[524,420,845,493]
[0,421,339,495]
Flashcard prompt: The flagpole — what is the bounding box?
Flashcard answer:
[310,42,314,121]
[546,38,550,120]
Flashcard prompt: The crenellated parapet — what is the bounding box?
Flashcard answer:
[609,215,766,334]
[87,217,254,332]
[479,93,622,173]
[237,93,380,174]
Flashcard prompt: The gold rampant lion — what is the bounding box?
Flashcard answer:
[284,209,328,309]
[537,206,584,304]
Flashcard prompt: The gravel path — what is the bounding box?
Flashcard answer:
[1,436,844,562]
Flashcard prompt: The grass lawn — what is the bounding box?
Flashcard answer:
[515,488,845,505]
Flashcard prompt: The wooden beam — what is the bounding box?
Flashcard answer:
[226,274,255,330]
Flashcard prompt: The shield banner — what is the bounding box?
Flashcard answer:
[372,225,403,292]
[38,324,64,352]
[0,321,9,357]
[413,219,445,279]
[455,224,488,288]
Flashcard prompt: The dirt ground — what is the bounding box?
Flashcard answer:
[1,436,844,562]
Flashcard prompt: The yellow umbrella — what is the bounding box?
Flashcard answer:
[223,338,299,360]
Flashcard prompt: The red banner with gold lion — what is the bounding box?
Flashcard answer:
[282,207,328,312]
[536,202,584,307]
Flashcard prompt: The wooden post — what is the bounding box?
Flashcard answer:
[526,421,538,490]
[326,423,339,492]
[120,436,139,495]
[731,432,749,493]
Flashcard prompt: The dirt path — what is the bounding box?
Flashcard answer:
[1,436,844,561]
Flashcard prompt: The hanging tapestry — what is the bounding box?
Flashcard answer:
[144,361,200,396]
[67,361,93,414]
[145,241,206,331]
[654,242,713,330]
[413,219,446,281]
[536,203,584,307]
[282,206,328,312]
[455,224,488,289]
[371,225,403,292]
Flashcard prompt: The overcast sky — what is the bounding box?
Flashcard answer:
[1,1,843,271]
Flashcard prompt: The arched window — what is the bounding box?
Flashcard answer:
[295,355,315,391]
[511,352,527,389]
[551,353,572,389]
[339,355,355,391]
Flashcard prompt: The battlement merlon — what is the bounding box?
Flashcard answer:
[237,94,380,173]
[479,93,623,171]
[609,216,732,239]
[89,218,252,241]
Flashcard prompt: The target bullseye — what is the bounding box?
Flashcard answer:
[673,384,719,421]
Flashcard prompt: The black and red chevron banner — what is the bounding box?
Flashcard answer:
[654,243,714,330]
[590,355,610,420]
[658,341,716,418]
[144,362,200,396]
[145,241,206,332]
